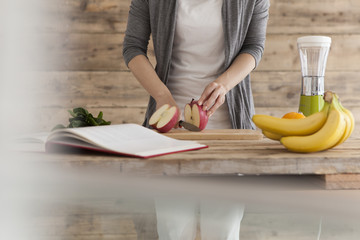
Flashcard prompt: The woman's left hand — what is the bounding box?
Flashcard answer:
[198,53,256,118]
[198,81,228,117]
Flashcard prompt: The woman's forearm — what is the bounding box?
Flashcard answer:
[128,55,176,108]
[198,53,255,116]
[215,53,255,92]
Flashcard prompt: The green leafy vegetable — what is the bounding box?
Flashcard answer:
[52,124,66,131]
[52,107,111,131]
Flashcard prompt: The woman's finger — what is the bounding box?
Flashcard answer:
[202,88,221,111]
[207,95,226,117]
[198,82,217,105]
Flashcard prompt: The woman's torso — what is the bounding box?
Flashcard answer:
[167,0,232,129]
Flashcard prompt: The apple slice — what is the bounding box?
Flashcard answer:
[149,104,179,133]
[184,99,208,130]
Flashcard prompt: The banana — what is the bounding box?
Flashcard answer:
[252,103,330,136]
[280,98,346,153]
[335,111,351,146]
[340,106,355,139]
[334,94,355,146]
[262,130,282,141]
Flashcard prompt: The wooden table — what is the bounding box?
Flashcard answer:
[26,137,360,190]
[18,137,360,240]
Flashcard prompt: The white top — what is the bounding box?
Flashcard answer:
[167,0,232,129]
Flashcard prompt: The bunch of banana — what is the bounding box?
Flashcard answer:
[252,91,354,153]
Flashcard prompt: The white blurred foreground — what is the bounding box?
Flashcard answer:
[1,1,360,239]
[2,158,360,239]
[0,0,57,239]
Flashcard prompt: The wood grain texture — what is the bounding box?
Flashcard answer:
[40,0,360,34]
[28,71,360,135]
[162,129,263,140]
[259,34,360,72]
[268,0,360,34]
[37,0,131,33]
[39,33,156,71]
[30,211,360,240]
[28,196,360,240]
[324,174,360,190]
[39,33,360,71]
[30,71,360,108]
[26,138,360,176]
[29,71,149,108]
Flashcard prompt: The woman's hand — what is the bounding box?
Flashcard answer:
[198,53,256,117]
[128,55,180,120]
[155,94,178,111]
[198,81,228,117]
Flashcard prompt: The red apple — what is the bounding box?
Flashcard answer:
[184,99,208,130]
[149,104,179,133]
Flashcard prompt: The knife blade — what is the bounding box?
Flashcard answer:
[179,120,202,132]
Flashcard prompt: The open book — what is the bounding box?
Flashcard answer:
[14,124,208,158]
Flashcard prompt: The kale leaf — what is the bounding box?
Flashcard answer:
[52,107,111,131]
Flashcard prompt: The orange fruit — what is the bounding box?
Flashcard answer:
[282,112,306,119]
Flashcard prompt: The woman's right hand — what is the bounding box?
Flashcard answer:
[155,94,178,110]
[128,55,181,128]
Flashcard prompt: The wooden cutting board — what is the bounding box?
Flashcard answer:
[162,129,263,140]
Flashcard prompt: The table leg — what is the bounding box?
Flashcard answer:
[323,174,360,190]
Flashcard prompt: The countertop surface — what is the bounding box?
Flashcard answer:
[23,137,360,177]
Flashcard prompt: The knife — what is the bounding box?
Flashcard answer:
[179,120,202,132]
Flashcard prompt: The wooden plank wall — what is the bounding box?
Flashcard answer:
[26,2,360,239]
[32,0,360,136]
[31,199,360,240]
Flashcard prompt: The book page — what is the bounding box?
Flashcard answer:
[47,124,207,157]
[10,132,50,152]
[14,132,50,143]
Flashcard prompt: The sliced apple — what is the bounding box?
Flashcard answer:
[184,99,208,130]
[184,104,193,123]
[149,104,179,133]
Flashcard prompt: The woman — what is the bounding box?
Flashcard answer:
[123,0,269,239]
[123,0,269,130]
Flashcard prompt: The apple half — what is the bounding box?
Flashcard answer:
[149,104,179,133]
[184,99,208,130]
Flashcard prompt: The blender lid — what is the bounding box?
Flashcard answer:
[297,36,331,47]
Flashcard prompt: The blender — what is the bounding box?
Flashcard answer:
[297,36,331,116]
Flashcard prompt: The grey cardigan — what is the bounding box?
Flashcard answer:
[123,0,270,129]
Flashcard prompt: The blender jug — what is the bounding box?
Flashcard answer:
[297,36,331,116]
